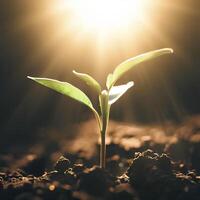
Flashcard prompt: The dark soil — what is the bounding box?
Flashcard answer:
[1,116,200,200]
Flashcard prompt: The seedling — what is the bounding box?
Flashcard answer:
[28,48,173,168]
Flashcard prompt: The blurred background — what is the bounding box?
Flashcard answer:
[0,0,200,150]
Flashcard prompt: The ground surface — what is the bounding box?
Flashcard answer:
[1,115,200,200]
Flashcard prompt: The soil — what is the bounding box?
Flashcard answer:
[1,116,200,200]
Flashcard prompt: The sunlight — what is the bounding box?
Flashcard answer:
[58,0,151,35]
[21,0,185,78]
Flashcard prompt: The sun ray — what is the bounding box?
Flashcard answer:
[16,0,195,123]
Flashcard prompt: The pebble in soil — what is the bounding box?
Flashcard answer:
[47,156,76,185]
[54,156,71,173]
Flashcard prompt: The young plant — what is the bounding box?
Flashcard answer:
[28,48,173,169]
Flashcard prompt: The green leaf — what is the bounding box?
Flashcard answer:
[73,70,101,94]
[108,81,134,105]
[28,76,102,132]
[106,73,113,90]
[27,76,95,110]
[28,76,102,129]
[108,48,173,89]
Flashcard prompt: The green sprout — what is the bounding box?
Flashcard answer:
[28,48,173,169]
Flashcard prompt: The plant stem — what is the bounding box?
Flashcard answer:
[99,90,110,169]
[100,129,106,168]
